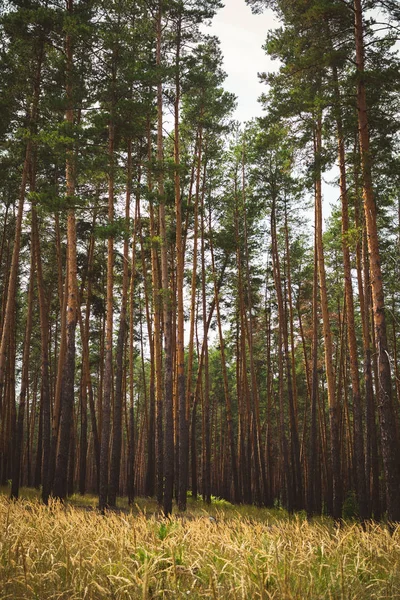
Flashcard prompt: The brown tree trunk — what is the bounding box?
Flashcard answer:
[314,118,341,519]
[31,201,52,504]
[185,124,203,483]
[307,226,320,517]
[241,148,268,506]
[10,237,34,499]
[354,0,400,522]
[332,64,368,520]
[271,197,294,512]
[209,213,240,504]
[78,217,99,493]
[99,116,115,512]
[174,15,187,512]
[0,44,42,410]
[156,1,174,517]
[49,213,67,492]
[108,140,133,507]
[53,1,78,500]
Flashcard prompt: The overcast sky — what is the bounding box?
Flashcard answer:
[205,1,341,217]
[205,1,279,123]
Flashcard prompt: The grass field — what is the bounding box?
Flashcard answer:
[1,488,400,599]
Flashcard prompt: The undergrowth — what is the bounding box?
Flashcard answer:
[0,488,399,599]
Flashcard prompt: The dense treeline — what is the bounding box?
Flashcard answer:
[0,0,399,522]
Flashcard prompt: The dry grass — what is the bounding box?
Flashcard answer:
[1,491,400,599]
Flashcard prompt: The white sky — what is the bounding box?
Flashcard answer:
[205,0,279,123]
[203,2,339,222]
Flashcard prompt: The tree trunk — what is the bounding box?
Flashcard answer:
[108,140,133,507]
[332,64,368,520]
[10,238,34,499]
[156,1,174,517]
[314,118,341,519]
[174,15,187,512]
[307,225,320,517]
[209,214,240,504]
[99,116,115,512]
[53,1,78,499]
[354,0,400,523]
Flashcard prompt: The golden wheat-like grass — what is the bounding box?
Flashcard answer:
[1,493,400,599]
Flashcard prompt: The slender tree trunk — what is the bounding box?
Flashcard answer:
[108,140,133,507]
[241,147,268,506]
[307,225,320,517]
[31,203,52,504]
[271,197,294,512]
[186,129,203,501]
[49,214,67,492]
[174,15,187,512]
[53,1,78,499]
[10,239,34,499]
[283,202,303,507]
[156,1,174,516]
[314,118,341,519]
[209,214,240,504]
[78,218,99,493]
[128,145,139,505]
[99,114,115,512]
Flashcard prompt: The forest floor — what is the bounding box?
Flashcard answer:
[0,487,400,599]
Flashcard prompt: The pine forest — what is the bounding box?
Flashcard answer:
[1,0,400,534]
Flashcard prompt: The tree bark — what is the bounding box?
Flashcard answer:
[354,0,400,523]
[53,0,78,500]
[314,118,341,519]
[99,116,115,512]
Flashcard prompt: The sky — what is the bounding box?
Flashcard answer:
[203,1,340,220]
[204,0,279,123]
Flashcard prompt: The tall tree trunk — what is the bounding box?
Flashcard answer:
[314,118,341,519]
[185,123,203,486]
[156,1,174,516]
[0,40,43,413]
[53,0,78,500]
[99,114,115,512]
[354,0,400,523]
[10,237,34,499]
[307,226,320,517]
[78,217,99,493]
[283,202,303,507]
[31,202,52,504]
[271,197,294,512]
[241,146,268,506]
[209,213,240,504]
[108,140,133,507]
[49,213,67,492]
[174,15,187,512]
[332,64,368,520]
